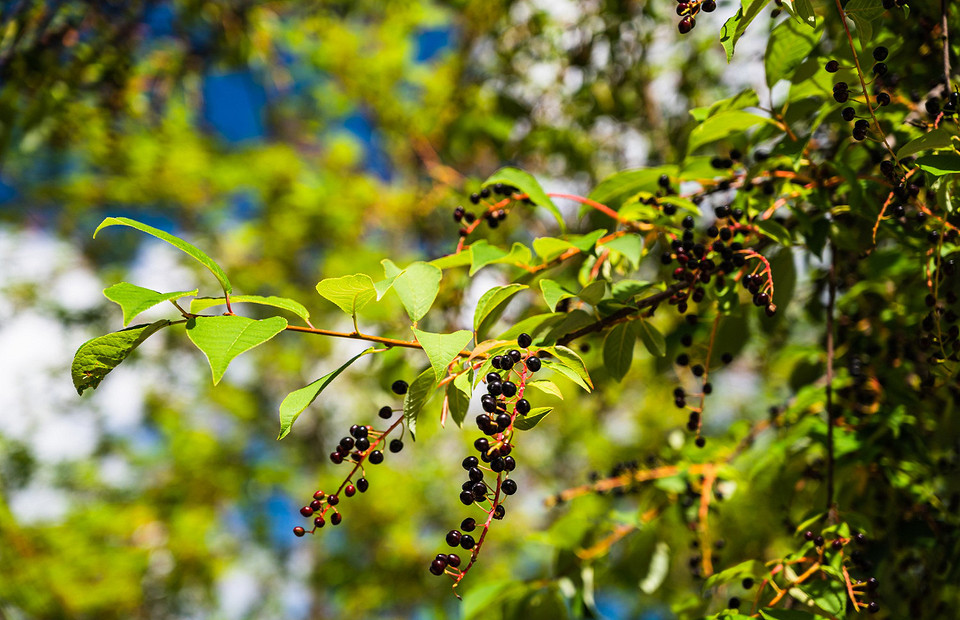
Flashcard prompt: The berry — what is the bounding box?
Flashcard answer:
[841,106,856,121]
[868,601,879,614]
[676,353,690,366]
[659,174,671,188]
[480,187,491,198]
[872,62,887,76]
[327,494,340,506]
[487,381,503,396]
[721,352,733,364]
[472,482,487,499]
[313,490,325,501]
[493,504,506,519]
[459,491,474,505]
[682,215,695,229]
[310,499,322,511]
[873,46,888,61]
[503,456,516,471]
[357,478,369,493]
[474,438,489,452]
[501,381,517,398]
[339,436,355,451]
[728,597,740,609]
[314,516,325,527]
[446,529,462,546]
[508,349,522,364]
[293,526,306,537]
[389,439,403,453]
[486,372,501,384]
[355,437,370,452]
[345,484,356,497]
[460,534,476,550]
[469,193,480,204]
[391,380,408,395]
[429,559,446,575]
[350,425,368,439]
[515,399,531,415]
[825,60,840,73]
[876,92,891,106]
[834,90,849,103]
[525,356,542,372]
[831,539,843,550]
[854,532,867,544]
[461,517,477,532]
[814,535,825,547]
[368,450,384,464]
[462,456,479,470]
[330,451,343,464]
[678,16,695,34]
[446,553,461,568]
[692,364,704,377]
[469,467,484,482]
[742,577,754,589]
[866,577,879,591]
[518,333,532,348]
[882,0,894,6]
[695,436,706,448]
[300,506,314,517]
[702,0,716,11]
[502,479,518,495]
[378,406,393,419]
[453,206,465,221]
[330,512,342,525]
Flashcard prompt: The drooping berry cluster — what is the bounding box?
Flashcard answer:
[826,46,893,142]
[675,0,716,34]
[801,529,881,613]
[429,333,541,590]
[292,380,408,537]
[453,183,526,236]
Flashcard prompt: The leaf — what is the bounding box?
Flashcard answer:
[474,284,528,339]
[916,153,960,176]
[513,406,554,430]
[403,368,437,439]
[755,219,794,245]
[190,294,310,324]
[603,322,638,382]
[316,274,377,316]
[72,320,172,395]
[844,0,884,51]
[690,89,761,122]
[720,0,774,62]
[533,237,576,262]
[759,608,820,620]
[448,372,473,427]
[569,229,608,252]
[765,18,821,87]
[393,261,442,323]
[588,166,677,210]
[430,249,473,271]
[897,128,957,159]
[636,319,666,357]
[611,280,654,302]
[277,349,372,439]
[688,111,773,153]
[94,217,232,294]
[413,328,473,382]
[524,379,564,400]
[186,315,288,384]
[544,345,594,389]
[601,234,644,269]
[540,279,576,312]
[484,167,564,230]
[542,360,592,392]
[104,283,197,327]
[578,280,606,305]
[469,240,509,275]
[703,560,766,590]
[788,0,817,26]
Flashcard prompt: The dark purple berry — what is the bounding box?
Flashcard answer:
[460,534,476,550]
[357,478,369,493]
[300,506,314,517]
[446,530,462,546]
[525,356,541,372]
[389,439,403,453]
[368,450,384,464]
[515,399,531,415]
[501,479,518,495]
[518,333,532,348]
[293,526,305,537]
[378,406,393,419]
[461,517,476,532]
[330,512,342,525]
[825,60,840,73]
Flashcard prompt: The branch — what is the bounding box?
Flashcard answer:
[825,244,837,515]
[557,284,686,346]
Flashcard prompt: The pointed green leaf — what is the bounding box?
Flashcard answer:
[474,284,528,338]
[759,608,820,620]
[72,320,172,395]
[703,560,767,590]
[514,406,554,430]
[765,18,822,87]
[104,283,197,327]
[603,321,638,382]
[611,280,654,303]
[448,371,473,427]
[381,258,403,278]
[540,279,576,312]
[569,229,608,252]
[186,315,287,384]
[844,0,884,52]
[637,319,666,357]
[542,345,593,390]
[190,295,310,324]
[897,128,956,159]
[524,379,564,400]
[393,262,442,323]
[916,153,960,176]
[720,0,774,62]
[93,217,232,294]
[688,111,774,153]
[755,219,794,245]
[542,359,592,392]
[601,234,644,269]
[413,328,473,382]
[277,349,373,439]
[403,368,437,439]
[578,281,606,305]
[430,249,473,270]
[316,274,377,316]
[469,240,509,275]
[484,167,564,230]
[533,237,575,262]
[588,166,677,210]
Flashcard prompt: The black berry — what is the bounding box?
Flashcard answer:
[518,333,532,348]
[293,526,305,537]
[391,380,408,395]
[368,450,384,464]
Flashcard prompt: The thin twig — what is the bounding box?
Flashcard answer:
[825,243,837,515]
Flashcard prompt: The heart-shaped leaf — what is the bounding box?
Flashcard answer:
[413,328,473,382]
[393,261,442,323]
[186,315,287,384]
[316,274,377,317]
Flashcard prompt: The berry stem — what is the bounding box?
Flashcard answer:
[697,465,717,576]
[556,283,687,346]
[285,324,469,357]
[825,243,837,515]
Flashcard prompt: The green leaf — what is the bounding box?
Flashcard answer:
[469,240,509,275]
[543,345,594,389]
[474,284,528,339]
[186,315,287,384]
[524,379,564,400]
[484,167,564,230]
[703,560,766,590]
[413,328,473,382]
[690,89,761,122]
[72,320,172,395]
[636,319,666,357]
[533,237,576,262]
[578,280,606,305]
[190,294,310,324]
[542,359,592,392]
[783,0,817,27]
[916,153,960,176]
[316,274,377,316]
[392,261,442,323]
[588,166,677,210]
[568,229,608,252]
[514,406,554,430]
[898,128,957,159]
[759,608,820,620]
[430,249,473,271]
[448,371,473,427]
[844,0,885,51]
[755,219,794,245]
[540,279,576,312]
[104,283,197,327]
[601,234,644,269]
[765,18,821,87]
[688,111,773,153]
[277,349,373,439]
[93,217,232,294]
[403,368,437,439]
[611,280,654,302]
[720,0,774,62]
[603,322,638,382]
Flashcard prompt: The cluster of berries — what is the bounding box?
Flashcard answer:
[803,530,881,613]
[919,256,960,362]
[826,47,892,142]
[675,0,716,34]
[453,183,524,235]
[292,381,408,537]
[429,333,539,581]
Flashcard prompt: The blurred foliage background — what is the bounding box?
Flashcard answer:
[2,0,959,619]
